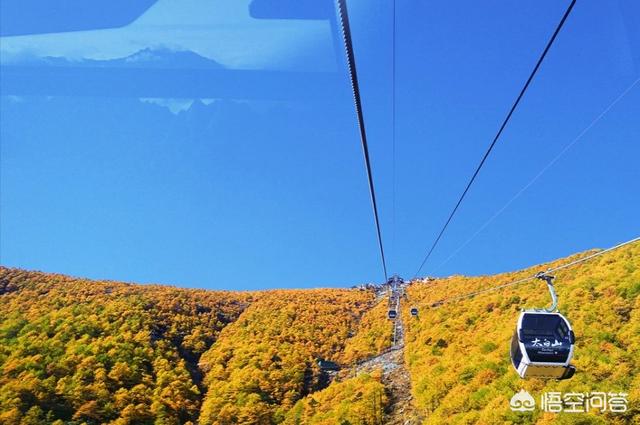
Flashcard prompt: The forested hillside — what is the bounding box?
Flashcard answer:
[2,242,638,425]
[341,299,394,365]
[0,269,384,425]
[198,289,375,424]
[404,242,640,424]
[284,370,387,424]
[0,268,257,424]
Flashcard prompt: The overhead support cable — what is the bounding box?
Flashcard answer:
[431,77,640,273]
[426,236,640,308]
[391,0,397,274]
[414,0,578,278]
[336,0,389,281]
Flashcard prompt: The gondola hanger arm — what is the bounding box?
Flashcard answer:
[535,271,558,313]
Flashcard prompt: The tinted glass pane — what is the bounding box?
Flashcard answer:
[520,314,572,363]
[510,331,522,368]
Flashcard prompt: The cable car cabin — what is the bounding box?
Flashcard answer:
[510,311,576,380]
[387,309,397,320]
[410,307,418,316]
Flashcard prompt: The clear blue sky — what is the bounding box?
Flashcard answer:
[1,0,638,290]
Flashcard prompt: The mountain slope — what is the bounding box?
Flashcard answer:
[340,297,394,365]
[0,268,256,425]
[198,289,375,424]
[283,370,387,425]
[1,241,638,424]
[403,242,640,424]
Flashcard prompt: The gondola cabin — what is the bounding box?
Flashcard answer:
[387,309,397,320]
[510,311,575,380]
[410,307,418,316]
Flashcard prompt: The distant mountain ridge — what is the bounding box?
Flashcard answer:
[5,47,225,69]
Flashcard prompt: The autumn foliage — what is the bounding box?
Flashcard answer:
[403,242,640,424]
[198,289,375,424]
[2,241,638,424]
[284,370,386,425]
[0,268,255,424]
[341,299,394,365]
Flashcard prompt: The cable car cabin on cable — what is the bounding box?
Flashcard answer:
[510,273,576,380]
[410,307,418,316]
[388,309,397,320]
[511,311,575,379]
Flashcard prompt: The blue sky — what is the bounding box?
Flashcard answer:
[1,0,638,290]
